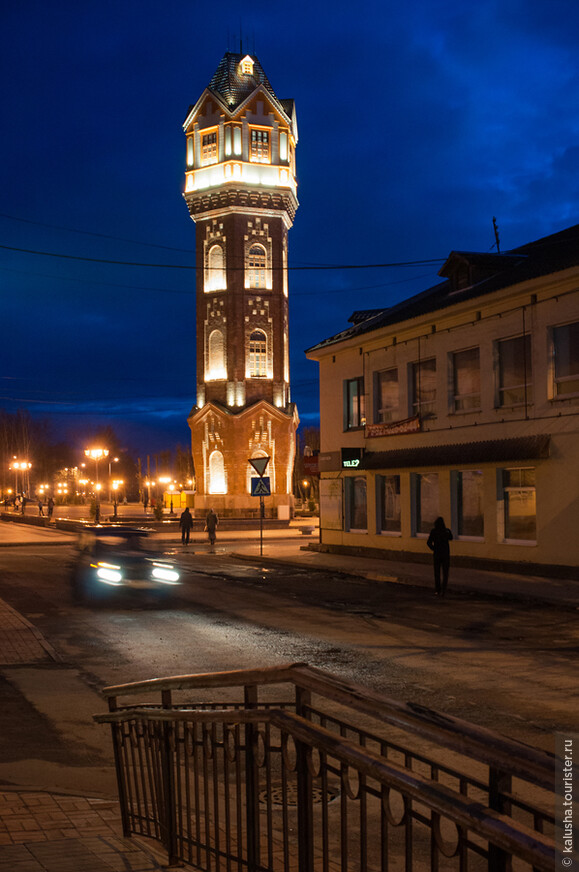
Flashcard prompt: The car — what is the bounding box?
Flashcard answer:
[71,526,181,604]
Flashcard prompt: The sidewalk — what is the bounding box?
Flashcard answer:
[0,516,577,869]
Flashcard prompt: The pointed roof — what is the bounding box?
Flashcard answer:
[208,52,278,109]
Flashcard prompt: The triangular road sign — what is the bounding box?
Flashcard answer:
[249,456,270,477]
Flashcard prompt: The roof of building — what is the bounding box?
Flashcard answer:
[306,223,579,353]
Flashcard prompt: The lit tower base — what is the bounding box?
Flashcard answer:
[183,52,299,518]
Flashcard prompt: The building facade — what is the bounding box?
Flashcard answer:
[306,224,579,574]
[183,52,299,517]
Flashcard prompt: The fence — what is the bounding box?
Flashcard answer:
[95,662,556,871]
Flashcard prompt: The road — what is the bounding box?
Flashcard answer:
[0,540,577,795]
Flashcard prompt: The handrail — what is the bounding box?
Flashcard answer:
[102,661,554,790]
[95,705,555,871]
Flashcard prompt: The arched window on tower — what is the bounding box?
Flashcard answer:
[246,244,266,289]
[205,244,226,291]
[248,329,267,377]
[207,329,226,380]
[208,450,226,494]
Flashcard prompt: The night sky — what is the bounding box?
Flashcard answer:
[3,0,578,458]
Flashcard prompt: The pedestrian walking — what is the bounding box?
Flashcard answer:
[143,493,149,513]
[37,498,44,516]
[179,506,193,545]
[205,508,219,547]
[21,496,27,514]
[47,497,54,520]
[427,516,453,596]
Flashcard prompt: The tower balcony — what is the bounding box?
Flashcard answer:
[185,160,297,197]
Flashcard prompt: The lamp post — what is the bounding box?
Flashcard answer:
[10,459,32,500]
[112,480,123,519]
[85,448,109,523]
[108,456,119,502]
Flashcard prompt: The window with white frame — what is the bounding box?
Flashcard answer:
[345,476,367,531]
[247,244,267,289]
[454,469,484,538]
[207,329,226,380]
[374,368,399,423]
[500,467,536,542]
[411,358,436,419]
[208,450,226,494]
[344,377,365,430]
[249,330,267,377]
[552,321,579,397]
[498,335,532,407]
[201,131,218,165]
[250,129,270,163]
[377,474,401,533]
[413,472,439,535]
[452,347,481,412]
[205,244,226,292]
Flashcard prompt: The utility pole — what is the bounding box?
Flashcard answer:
[493,216,501,254]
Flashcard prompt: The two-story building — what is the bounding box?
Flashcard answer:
[306,223,579,576]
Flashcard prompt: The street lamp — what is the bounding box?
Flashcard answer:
[85,448,109,523]
[112,480,123,519]
[10,459,32,500]
[108,456,119,501]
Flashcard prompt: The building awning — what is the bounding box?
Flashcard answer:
[360,435,550,470]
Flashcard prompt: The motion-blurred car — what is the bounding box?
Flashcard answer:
[71,526,181,603]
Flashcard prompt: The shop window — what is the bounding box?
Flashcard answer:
[500,467,536,542]
[452,347,481,412]
[250,129,270,164]
[552,321,579,397]
[345,476,367,531]
[374,368,399,423]
[377,474,401,534]
[412,472,439,536]
[454,470,484,538]
[201,131,218,165]
[411,358,436,419]
[498,335,532,407]
[249,329,267,377]
[343,377,365,430]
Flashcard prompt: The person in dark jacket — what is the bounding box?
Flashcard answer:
[205,508,219,547]
[179,507,194,545]
[427,516,453,596]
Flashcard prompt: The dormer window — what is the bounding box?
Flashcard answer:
[240,55,254,75]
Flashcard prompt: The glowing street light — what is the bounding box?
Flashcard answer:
[10,459,32,497]
[85,448,108,523]
[112,479,123,519]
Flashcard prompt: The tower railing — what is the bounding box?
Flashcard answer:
[95,662,555,871]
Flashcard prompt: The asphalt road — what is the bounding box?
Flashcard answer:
[0,542,577,794]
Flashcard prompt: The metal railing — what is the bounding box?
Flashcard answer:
[95,662,556,871]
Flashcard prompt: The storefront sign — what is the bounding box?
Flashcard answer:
[341,447,364,469]
[365,415,421,438]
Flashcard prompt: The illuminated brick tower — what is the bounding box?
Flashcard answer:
[183,52,299,517]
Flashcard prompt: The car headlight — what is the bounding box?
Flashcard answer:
[92,562,123,585]
[151,563,180,584]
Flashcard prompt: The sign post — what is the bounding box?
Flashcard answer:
[249,457,270,556]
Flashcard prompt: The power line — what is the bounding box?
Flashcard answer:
[0,242,445,271]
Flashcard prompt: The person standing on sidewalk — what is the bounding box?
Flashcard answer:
[179,506,193,545]
[47,496,54,520]
[427,516,453,596]
[37,498,44,516]
[205,508,219,547]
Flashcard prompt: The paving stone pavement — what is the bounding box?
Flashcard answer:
[0,791,167,870]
